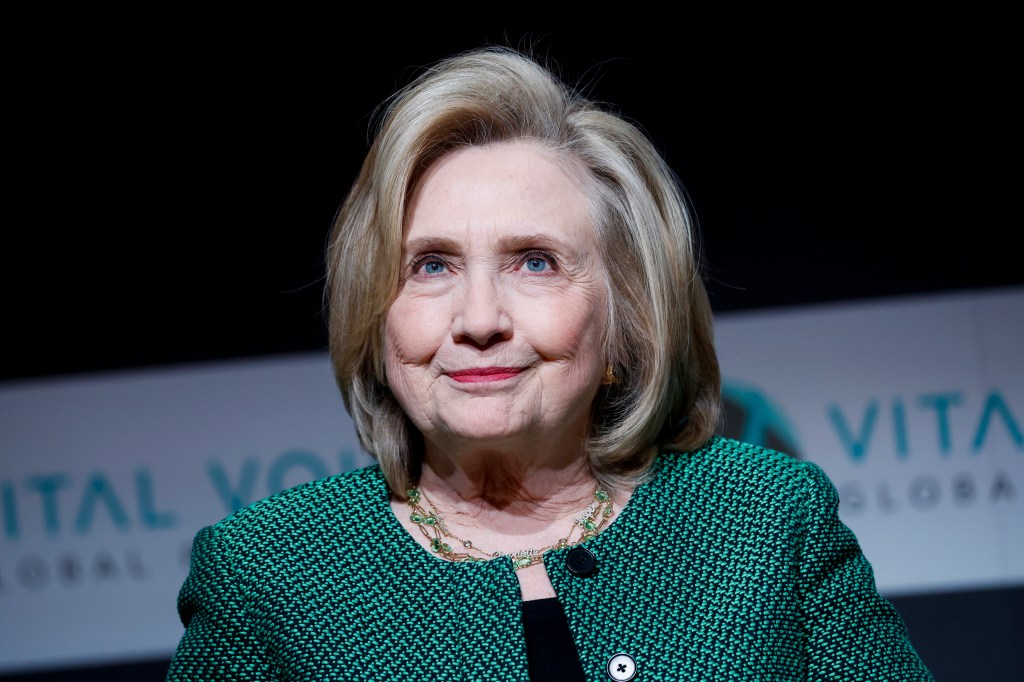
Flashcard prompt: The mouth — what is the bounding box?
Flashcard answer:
[446,367,524,383]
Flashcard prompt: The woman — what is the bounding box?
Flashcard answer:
[166,46,934,681]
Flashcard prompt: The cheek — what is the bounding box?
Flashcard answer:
[384,297,447,367]
[525,295,607,363]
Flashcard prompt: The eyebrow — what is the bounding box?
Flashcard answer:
[402,233,577,257]
[403,236,463,257]
[495,233,576,253]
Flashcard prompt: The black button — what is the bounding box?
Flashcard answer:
[565,546,596,576]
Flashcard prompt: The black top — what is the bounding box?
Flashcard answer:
[521,597,587,682]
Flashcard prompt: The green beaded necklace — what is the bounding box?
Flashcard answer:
[405,486,613,570]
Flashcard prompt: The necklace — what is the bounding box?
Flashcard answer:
[405,485,613,570]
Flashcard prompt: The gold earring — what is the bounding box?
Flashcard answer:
[602,364,620,385]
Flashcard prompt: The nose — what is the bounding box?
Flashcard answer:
[452,272,512,347]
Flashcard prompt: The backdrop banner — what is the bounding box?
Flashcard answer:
[1,286,1021,674]
[714,287,1022,597]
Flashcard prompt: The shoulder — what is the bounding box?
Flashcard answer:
[207,463,389,545]
[659,434,817,478]
[649,435,833,508]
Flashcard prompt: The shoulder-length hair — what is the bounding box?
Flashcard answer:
[326,45,721,495]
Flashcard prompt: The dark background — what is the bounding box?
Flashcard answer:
[3,16,1020,681]
[5,18,1018,384]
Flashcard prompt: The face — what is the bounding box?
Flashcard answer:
[384,141,609,454]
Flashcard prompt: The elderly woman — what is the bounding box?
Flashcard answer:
[166,46,933,681]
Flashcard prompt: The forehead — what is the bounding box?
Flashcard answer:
[403,141,596,243]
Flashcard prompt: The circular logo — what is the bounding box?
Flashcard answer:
[721,380,801,458]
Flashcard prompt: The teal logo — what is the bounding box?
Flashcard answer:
[720,380,801,458]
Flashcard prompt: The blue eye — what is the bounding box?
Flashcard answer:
[525,257,549,272]
[419,259,447,275]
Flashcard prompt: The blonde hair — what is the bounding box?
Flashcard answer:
[326,45,721,494]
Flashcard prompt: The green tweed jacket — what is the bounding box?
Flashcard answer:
[166,436,934,681]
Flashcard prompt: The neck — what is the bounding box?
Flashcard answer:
[417,446,596,523]
[416,420,600,513]
[409,452,607,572]
[393,436,628,590]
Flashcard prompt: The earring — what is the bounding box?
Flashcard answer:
[602,364,620,385]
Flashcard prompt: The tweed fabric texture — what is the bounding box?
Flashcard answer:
[167,436,934,681]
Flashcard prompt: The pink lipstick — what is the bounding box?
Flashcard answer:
[447,367,523,383]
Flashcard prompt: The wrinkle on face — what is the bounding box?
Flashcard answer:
[383,140,609,482]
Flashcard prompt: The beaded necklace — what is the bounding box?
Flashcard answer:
[405,486,613,570]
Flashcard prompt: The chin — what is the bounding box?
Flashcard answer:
[438,415,529,444]
[426,399,533,438]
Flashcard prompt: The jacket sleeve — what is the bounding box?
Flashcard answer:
[166,525,277,681]
[797,460,935,681]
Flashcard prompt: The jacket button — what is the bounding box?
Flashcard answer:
[565,546,596,576]
[607,653,637,681]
